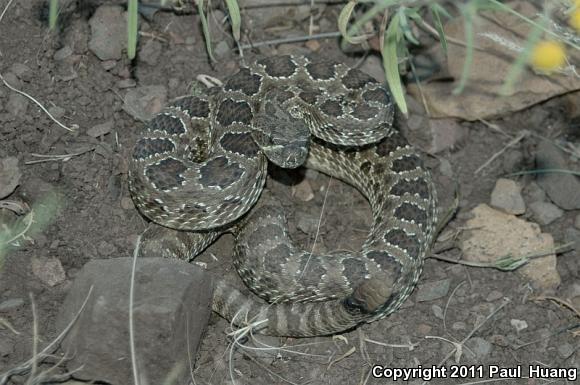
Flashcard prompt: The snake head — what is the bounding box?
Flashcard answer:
[252,99,310,169]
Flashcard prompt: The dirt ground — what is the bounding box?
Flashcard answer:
[0,1,579,385]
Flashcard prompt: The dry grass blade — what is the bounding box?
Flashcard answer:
[532,296,580,319]
[0,72,78,132]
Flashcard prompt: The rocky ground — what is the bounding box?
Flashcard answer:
[0,1,579,385]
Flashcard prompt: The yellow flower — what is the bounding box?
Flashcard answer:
[570,8,580,31]
[530,40,566,73]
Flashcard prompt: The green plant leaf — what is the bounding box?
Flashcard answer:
[452,1,475,95]
[49,0,59,30]
[339,1,368,44]
[398,7,419,45]
[197,0,216,62]
[382,12,408,115]
[127,0,139,60]
[224,0,241,42]
[429,4,448,55]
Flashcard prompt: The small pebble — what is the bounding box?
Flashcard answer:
[87,121,113,137]
[292,179,314,202]
[214,40,230,59]
[117,79,136,89]
[431,304,444,319]
[416,323,432,335]
[10,63,33,82]
[296,212,319,234]
[54,46,73,61]
[305,39,321,52]
[416,278,451,302]
[451,321,466,331]
[101,60,117,71]
[485,290,503,302]
[510,319,528,333]
[489,334,509,347]
[465,337,492,360]
[557,343,574,359]
[48,106,65,119]
[31,257,66,287]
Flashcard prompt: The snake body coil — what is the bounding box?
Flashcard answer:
[129,55,437,336]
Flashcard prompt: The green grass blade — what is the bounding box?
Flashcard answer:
[398,8,419,45]
[197,0,216,62]
[429,4,448,55]
[382,12,408,115]
[49,0,59,30]
[127,0,139,60]
[452,2,475,95]
[224,0,241,41]
[338,1,367,44]
[341,0,399,45]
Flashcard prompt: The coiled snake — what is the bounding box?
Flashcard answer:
[128,55,438,337]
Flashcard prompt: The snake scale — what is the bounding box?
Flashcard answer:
[128,55,438,337]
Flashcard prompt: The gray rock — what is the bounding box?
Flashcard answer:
[54,46,73,61]
[558,343,574,359]
[0,298,24,312]
[464,337,492,361]
[10,63,33,82]
[0,156,21,200]
[451,321,466,331]
[359,55,384,82]
[31,257,66,287]
[48,105,65,119]
[123,85,167,121]
[214,40,231,59]
[87,121,113,138]
[490,178,525,215]
[524,181,546,203]
[88,6,126,61]
[529,201,563,225]
[575,213,580,230]
[416,278,450,302]
[485,290,503,302]
[535,140,580,210]
[564,228,580,251]
[56,257,213,385]
[6,93,29,116]
[502,149,524,174]
[2,72,21,89]
[296,211,319,234]
[431,304,444,319]
[117,79,137,89]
